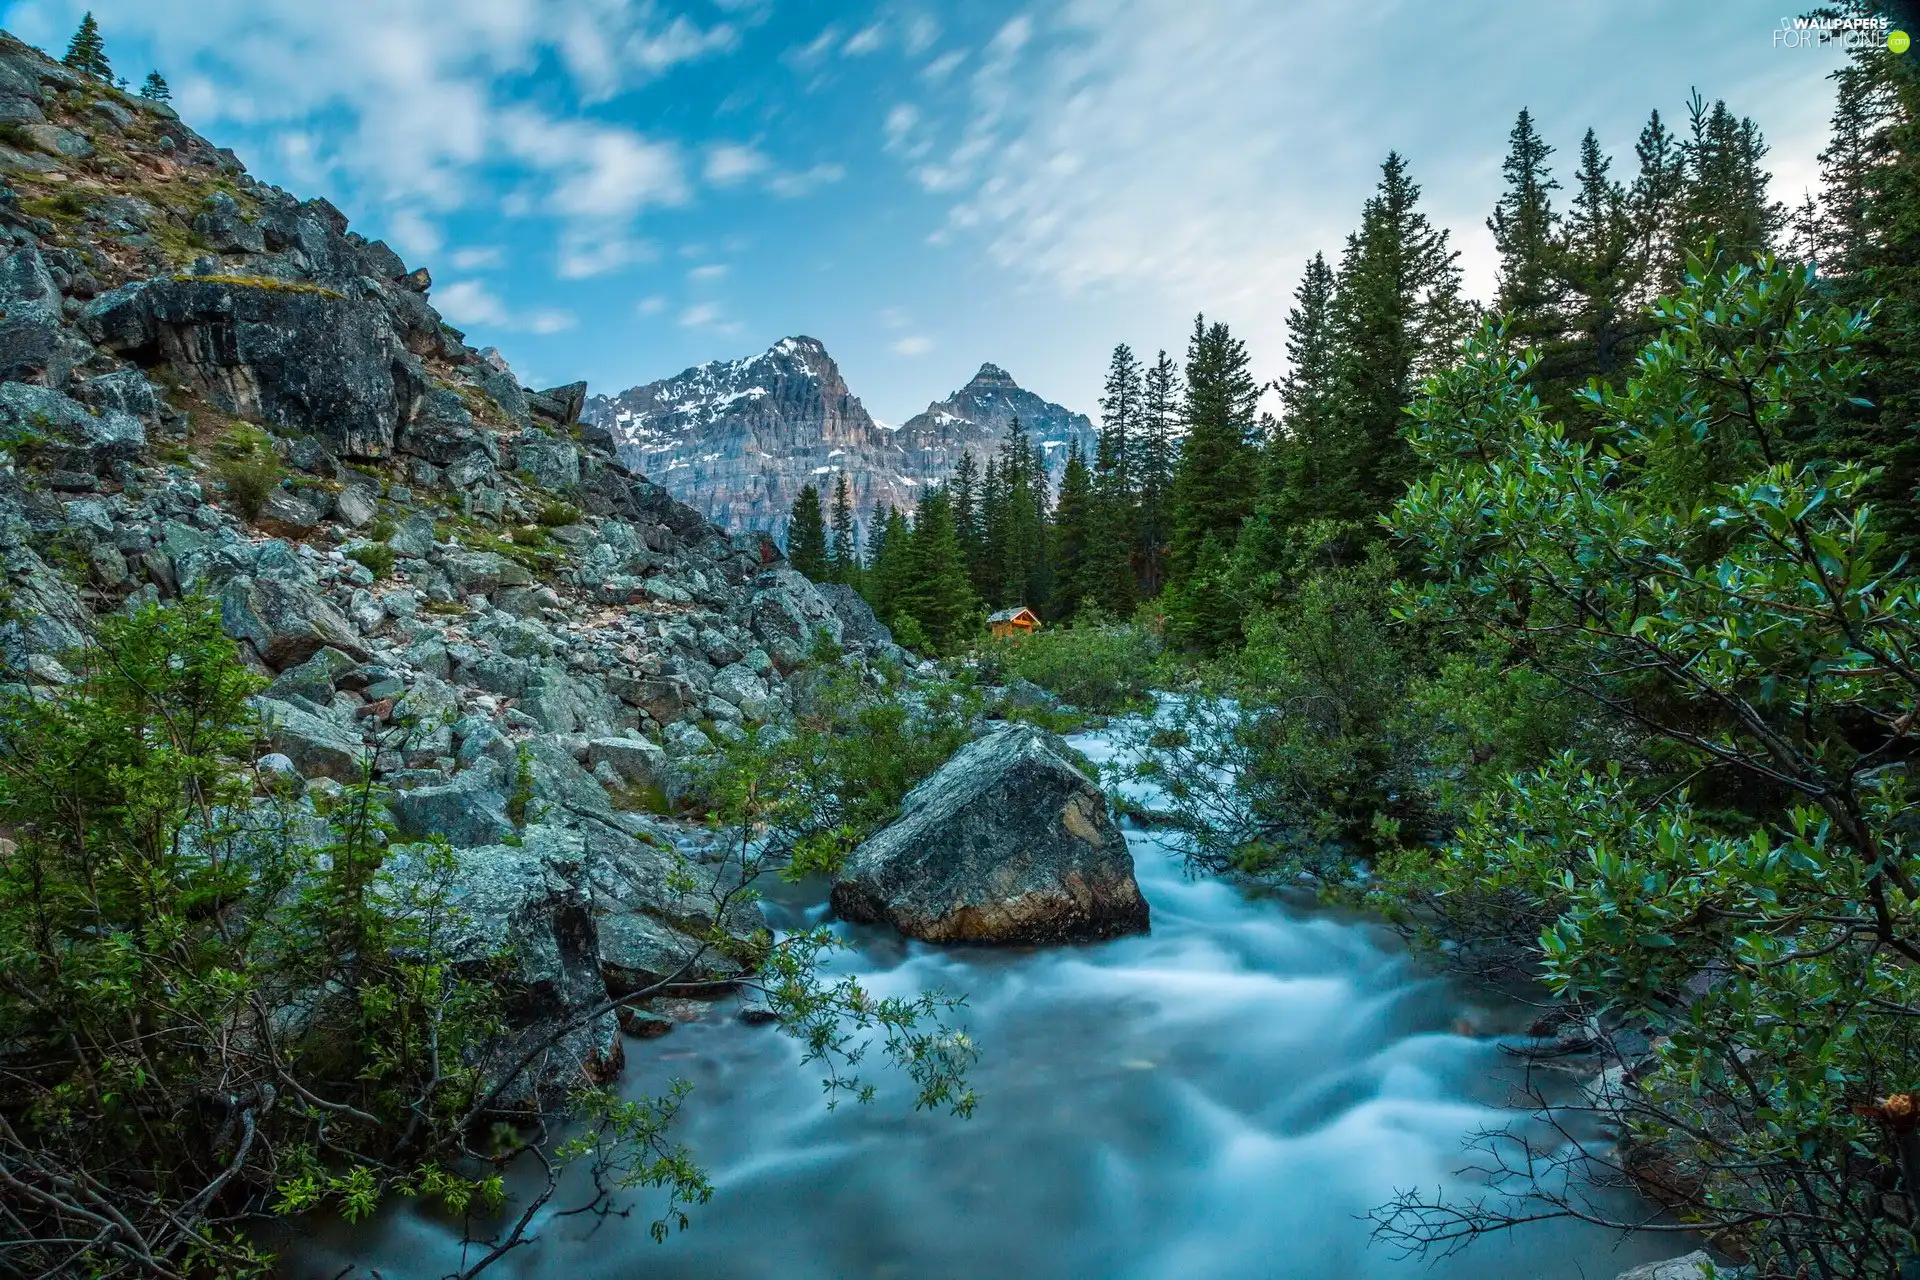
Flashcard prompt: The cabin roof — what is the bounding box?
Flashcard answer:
[988,607,1039,624]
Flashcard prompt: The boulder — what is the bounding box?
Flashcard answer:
[387,760,515,847]
[587,736,667,790]
[219,574,368,669]
[815,582,900,656]
[389,828,623,1104]
[1613,1255,1719,1280]
[748,568,844,673]
[255,699,366,783]
[84,275,420,459]
[831,723,1149,945]
[512,431,580,491]
[441,550,533,594]
[0,383,145,475]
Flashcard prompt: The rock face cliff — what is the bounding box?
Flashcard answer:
[582,341,1097,544]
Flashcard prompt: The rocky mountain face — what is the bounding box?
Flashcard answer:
[582,342,1097,543]
[0,30,914,1096]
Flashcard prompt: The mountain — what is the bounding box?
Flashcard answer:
[582,341,1098,542]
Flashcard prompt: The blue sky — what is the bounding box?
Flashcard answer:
[0,1,1848,423]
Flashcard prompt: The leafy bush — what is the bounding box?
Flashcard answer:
[1367,256,1920,1275]
[988,612,1164,713]
[0,599,978,1275]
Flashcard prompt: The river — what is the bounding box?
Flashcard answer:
[292,719,1682,1279]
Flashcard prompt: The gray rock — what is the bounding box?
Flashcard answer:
[442,550,533,594]
[588,736,667,790]
[815,582,899,655]
[0,383,144,474]
[192,192,267,255]
[260,487,324,528]
[513,432,580,491]
[1612,1255,1720,1280]
[219,574,368,669]
[388,759,515,847]
[386,512,436,557]
[333,485,377,528]
[86,275,421,460]
[748,568,844,673]
[255,698,366,783]
[264,645,357,706]
[831,723,1149,945]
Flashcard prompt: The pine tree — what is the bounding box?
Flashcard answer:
[865,503,913,623]
[62,12,110,80]
[1133,350,1178,599]
[1091,344,1142,615]
[1557,128,1640,395]
[785,484,828,581]
[993,419,1048,609]
[950,450,982,585]
[898,487,981,653]
[1800,13,1920,561]
[139,71,170,102]
[827,472,857,584]
[974,455,1006,604]
[1627,107,1687,300]
[1265,252,1339,528]
[1164,314,1261,646]
[1488,108,1562,353]
[1675,91,1783,267]
[1322,153,1468,523]
[1050,443,1097,622]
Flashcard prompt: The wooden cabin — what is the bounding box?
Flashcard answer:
[988,606,1042,639]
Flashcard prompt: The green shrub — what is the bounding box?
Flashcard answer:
[536,499,582,527]
[367,515,397,542]
[989,613,1164,714]
[212,424,284,519]
[347,544,396,579]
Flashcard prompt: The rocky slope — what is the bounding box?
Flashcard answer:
[0,29,912,1096]
[582,341,1097,543]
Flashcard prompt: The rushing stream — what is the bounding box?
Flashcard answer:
[294,720,1682,1279]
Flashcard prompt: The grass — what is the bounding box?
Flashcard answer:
[535,500,582,527]
[171,274,344,299]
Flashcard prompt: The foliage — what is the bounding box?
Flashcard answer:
[62,11,110,79]
[1127,541,1424,877]
[213,425,285,519]
[347,543,397,579]
[1369,256,1920,1276]
[0,600,979,1276]
[534,499,582,528]
[987,612,1164,715]
[139,70,170,101]
[785,483,828,580]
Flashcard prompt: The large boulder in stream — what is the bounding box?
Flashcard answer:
[831,723,1149,944]
[1612,1254,1720,1280]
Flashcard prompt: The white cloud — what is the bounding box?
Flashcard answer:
[888,0,1837,381]
[879,306,911,329]
[843,24,885,56]
[23,0,719,283]
[435,279,575,333]
[884,103,921,153]
[555,229,657,280]
[688,263,729,281]
[788,25,841,70]
[921,49,965,82]
[677,301,744,336]
[705,143,771,186]
[383,207,442,256]
[637,295,668,315]
[891,335,934,356]
[766,163,846,198]
[450,245,504,270]
[903,15,941,56]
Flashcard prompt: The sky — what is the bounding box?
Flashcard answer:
[0,1,1855,424]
